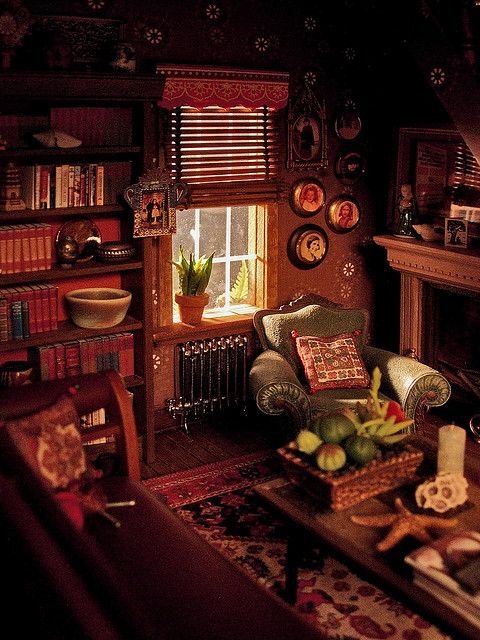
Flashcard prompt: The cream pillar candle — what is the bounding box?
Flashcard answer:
[437,424,466,476]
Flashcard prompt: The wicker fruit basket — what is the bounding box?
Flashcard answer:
[277,442,424,511]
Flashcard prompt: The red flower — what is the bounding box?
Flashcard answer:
[384,400,406,422]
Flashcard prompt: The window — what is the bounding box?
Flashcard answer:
[165,105,281,321]
[172,205,267,318]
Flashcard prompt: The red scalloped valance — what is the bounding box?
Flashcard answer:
[156,64,289,109]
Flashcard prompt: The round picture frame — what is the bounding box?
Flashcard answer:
[334,110,362,141]
[334,150,366,185]
[287,224,328,269]
[289,177,326,217]
[325,196,361,234]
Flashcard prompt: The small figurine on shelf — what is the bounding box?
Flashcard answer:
[0,162,26,211]
[395,183,417,237]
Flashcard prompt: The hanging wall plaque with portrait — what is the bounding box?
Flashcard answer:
[334,150,366,185]
[124,173,190,238]
[287,83,328,171]
[287,224,328,269]
[290,177,326,217]
[325,195,361,234]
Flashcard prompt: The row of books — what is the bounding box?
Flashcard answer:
[405,530,480,631]
[0,284,58,341]
[20,163,105,210]
[32,332,135,381]
[0,223,52,274]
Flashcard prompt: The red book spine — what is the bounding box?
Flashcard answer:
[43,224,52,270]
[0,287,14,339]
[36,345,55,381]
[0,225,7,274]
[54,342,66,379]
[64,340,81,376]
[12,227,22,273]
[29,284,42,334]
[20,225,32,272]
[47,284,58,331]
[5,226,14,274]
[0,297,8,342]
[78,338,89,374]
[39,165,50,210]
[34,223,47,271]
[93,336,104,372]
[27,224,38,271]
[38,284,50,333]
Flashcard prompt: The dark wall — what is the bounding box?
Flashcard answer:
[15,0,457,348]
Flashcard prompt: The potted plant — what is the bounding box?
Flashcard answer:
[172,245,214,325]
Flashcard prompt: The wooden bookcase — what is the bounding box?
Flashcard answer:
[0,72,164,464]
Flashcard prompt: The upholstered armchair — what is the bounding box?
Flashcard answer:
[249,294,451,433]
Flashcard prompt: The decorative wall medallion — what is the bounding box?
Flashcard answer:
[287,224,328,269]
[289,177,326,217]
[334,150,366,185]
[334,108,362,141]
[326,196,361,233]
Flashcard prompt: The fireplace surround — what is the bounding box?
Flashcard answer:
[374,235,480,410]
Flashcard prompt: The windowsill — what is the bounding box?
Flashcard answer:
[153,307,258,345]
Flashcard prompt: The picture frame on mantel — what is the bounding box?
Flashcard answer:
[392,126,463,230]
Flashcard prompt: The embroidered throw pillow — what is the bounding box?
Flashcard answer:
[3,394,105,528]
[293,330,370,393]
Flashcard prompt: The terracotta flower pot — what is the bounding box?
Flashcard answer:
[175,292,209,326]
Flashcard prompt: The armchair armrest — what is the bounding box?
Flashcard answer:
[362,345,451,426]
[249,350,312,428]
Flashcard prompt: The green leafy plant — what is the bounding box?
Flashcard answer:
[229,260,249,303]
[172,245,214,296]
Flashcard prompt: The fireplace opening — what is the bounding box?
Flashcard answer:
[427,285,480,412]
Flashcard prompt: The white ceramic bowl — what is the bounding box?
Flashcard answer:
[65,288,132,329]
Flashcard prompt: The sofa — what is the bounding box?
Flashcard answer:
[0,371,326,640]
[249,294,451,433]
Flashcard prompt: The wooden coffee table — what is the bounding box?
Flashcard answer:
[254,437,480,640]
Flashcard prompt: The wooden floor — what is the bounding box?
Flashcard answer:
[140,410,283,479]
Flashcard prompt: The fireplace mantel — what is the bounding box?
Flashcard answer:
[373,235,480,360]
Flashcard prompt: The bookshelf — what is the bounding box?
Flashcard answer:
[0,72,164,464]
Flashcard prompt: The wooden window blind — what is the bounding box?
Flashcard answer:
[167,105,280,185]
[452,143,480,192]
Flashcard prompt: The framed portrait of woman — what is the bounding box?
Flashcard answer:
[287,224,328,269]
[325,196,361,233]
[290,177,326,217]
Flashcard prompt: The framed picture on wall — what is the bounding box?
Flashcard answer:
[289,177,326,216]
[325,196,361,233]
[287,224,328,269]
[334,150,366,185]
[287,84,328,171]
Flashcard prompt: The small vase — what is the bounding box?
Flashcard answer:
[175,292,209,326]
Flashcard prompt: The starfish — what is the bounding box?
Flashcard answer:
[350,497,459,552]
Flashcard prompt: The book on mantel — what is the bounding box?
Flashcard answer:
[404,530,480,628]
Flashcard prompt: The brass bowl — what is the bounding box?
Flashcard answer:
[95,241,136,263]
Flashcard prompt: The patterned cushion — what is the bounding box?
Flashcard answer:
[4,394,105,527]
[293,331,370,393]
[261,304,368,376]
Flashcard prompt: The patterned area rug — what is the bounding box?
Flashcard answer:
[144,452,452,640]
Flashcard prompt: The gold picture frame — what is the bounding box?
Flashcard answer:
[124,175,189,239]
[289,177,326,217]
[325,196,361,233]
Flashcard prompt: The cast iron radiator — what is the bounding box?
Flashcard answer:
[166,334,249,431]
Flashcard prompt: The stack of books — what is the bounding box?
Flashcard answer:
[405,530,480,630]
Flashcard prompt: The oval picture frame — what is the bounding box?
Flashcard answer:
[334,110,362,141]
[334,150,366,185]
[325,196,361,234]
[289,177,326,217]
[287,224,328,269]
